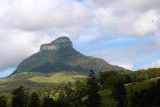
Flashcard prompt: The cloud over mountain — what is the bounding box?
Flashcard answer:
[0,0,160,76]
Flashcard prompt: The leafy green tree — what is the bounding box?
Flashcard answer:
[112,82,127,107]
[99,71,131,88]
[99,71,119,88]
[138,98,149,107]
[73,80,87,106]
[29,92,40,107]
[131,91,139,107]
[12,86,28,107]
[156,79,160,88]
[0,96,8,107]
[75,80,87,97]
[86,70,101,107]
[43,96,55,107]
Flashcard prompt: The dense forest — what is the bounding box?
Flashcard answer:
[1,68,160,107]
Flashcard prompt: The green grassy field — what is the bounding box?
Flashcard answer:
[125,77,160,107]
[126,77,160,93]
[29,71,87,83]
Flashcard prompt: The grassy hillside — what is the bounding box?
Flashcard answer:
[97,77,160,107]
[0,71,87,93]
[29,71,87,83]
[126,77,160,92]
[1,69,160,107]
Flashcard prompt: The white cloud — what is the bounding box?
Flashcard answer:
[87,37,160,70]
[0,29,54,71]
[151,60,160,68]
[0,0,10,17]
[0,0,160,74]
[116,64,133,70]
[85,0,160,12]
[0,0,92,34]
[143,60,160,69]
[92,8,160,38]
[133,11,160,36]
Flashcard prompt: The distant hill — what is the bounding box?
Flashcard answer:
[13,36,126,74]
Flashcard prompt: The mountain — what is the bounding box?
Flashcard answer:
[13,36,126,74]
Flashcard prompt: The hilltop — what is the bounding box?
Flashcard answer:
[13,36,126,74]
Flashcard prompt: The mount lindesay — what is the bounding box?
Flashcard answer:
[14,36,126,74]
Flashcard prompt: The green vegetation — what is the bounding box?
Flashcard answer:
[86,70,101,107]
[29,71,87,83]
[129,68,160,82]
[130,79,160,107]
[0,71,86,93]
[29,92,40,107]
[112,82,127,107]
[3,37,160,106]
[126,77,160,93]
[99,89,118,107]
[1,68,160,107]
[11,86,28,107]
[0,96,7,107]
[14,37,126,74]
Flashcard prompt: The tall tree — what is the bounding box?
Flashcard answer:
[43,96,55,107]
[29,92,40,107]
[11,86,28,107]
[112,82,127,107]
[99,71,119,88]
[86,70,101,107]
[0,96,8,107]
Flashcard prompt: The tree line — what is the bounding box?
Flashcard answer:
[0,70,130,107]
[1,70,143,107]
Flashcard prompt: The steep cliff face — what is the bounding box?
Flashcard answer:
[40,37,73,51]
[13,36,126,74]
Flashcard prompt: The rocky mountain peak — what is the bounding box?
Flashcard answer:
[40,36,73,51]
[14,36,126,74]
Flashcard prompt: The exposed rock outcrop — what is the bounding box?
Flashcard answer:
[40,36,73,51]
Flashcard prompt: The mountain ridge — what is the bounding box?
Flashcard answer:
[13,36,127,74]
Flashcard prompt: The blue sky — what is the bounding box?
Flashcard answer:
[0,0,160,77]
[0,68,15,78]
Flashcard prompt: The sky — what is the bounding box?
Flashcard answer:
[0,0,160,78]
